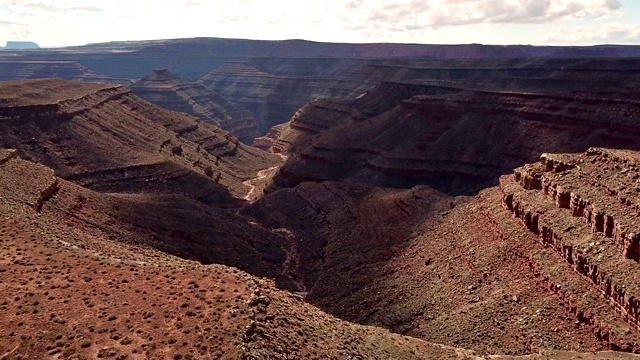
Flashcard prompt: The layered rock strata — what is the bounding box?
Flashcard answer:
[0,78,281,202]
[501,149,640,350]
[130,69,260,143]
[271,81,640,195]
[352,58,640,93]
[0,61,124,84]
[252,123,286,151]
[199,62,372,133]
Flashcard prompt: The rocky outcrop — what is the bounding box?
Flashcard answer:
[511,149,640,261]
[0,152,59,213]
[502,149,640,351]
[0,148,17,164]
[252,123,286,151]
[3,41,39,49]
[130,69,260,143]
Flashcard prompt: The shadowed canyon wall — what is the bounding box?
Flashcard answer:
[130,69,260,143]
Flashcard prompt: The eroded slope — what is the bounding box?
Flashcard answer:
[245,177,640,354]
[130,69,260,143]
[0,150,501,360]
[0,78,281,202]
[198,61,372,133]
[272,81,640,195]
[501,149,640,349]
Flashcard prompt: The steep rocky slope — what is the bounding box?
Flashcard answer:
[244,177,640,354]
[198,61,373,133]
[0,78,280,201]
[503,149,640,334]
[0,79,294,283]
[272,81,640,195]
[130,69,260,143]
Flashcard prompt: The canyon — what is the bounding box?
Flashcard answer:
[3,39,640,138]
[4,147,640,359]
[0,79,297,287]
[2,38,640,359]
[245,55,640,355]
[130,69,261,143]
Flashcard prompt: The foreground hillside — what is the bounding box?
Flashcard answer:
[2,148,640,360]
[0,149,468,359]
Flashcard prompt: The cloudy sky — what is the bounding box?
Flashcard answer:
[1,0,639,47]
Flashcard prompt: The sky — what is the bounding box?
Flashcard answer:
[1,0,639,47]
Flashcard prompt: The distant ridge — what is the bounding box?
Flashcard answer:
[4,37,640,81]
[76,37,640,59]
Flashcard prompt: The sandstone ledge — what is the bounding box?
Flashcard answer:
[502,149,640,350]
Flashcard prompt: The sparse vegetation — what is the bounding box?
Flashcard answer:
[2,65,640,360]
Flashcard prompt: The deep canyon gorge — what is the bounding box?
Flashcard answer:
[2,38,640,359]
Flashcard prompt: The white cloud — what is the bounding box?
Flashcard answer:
[345,0,623,29]
[538,22,640,44]
[0,0,634,46]
[2,1,105,14]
